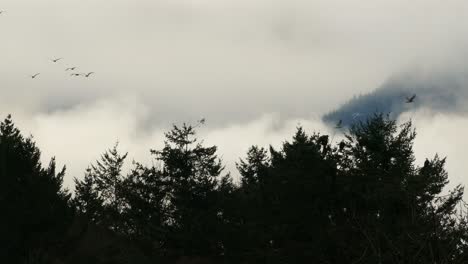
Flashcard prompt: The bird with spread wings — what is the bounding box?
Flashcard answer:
[406,94,416,103]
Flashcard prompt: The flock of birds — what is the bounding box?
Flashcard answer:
[2,8,418,129]
[30,57,95,79]
[0,11,95,79]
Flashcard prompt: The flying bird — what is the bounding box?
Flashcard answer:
[51,58,63,63]
[194,118,206,128]
[84,72,94,77]
[30,73,40,79]
[65,67,76,71]
[406,94,416,103]
[70,73,82,76]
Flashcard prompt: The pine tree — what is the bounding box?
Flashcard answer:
[0,115,71,262]
[73,143,128,231]
[73,168,104,222]
[335,114,467,263]
[152,123,224,256]
[237,146,269,188]
[234,115,468,263]
[120,162,168,254]
[234,128,339,262]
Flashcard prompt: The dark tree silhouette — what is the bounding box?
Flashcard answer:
[0,115,72,262]
[231,114,468,263]
[1,114,467,264]
[73,143,128,231]
[151,123,225,257]
[232,128,340,262]
[331,114,467,263]
[73,168,104,223]
[119,162,168,256]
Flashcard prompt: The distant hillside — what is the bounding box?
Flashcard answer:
[323,71,466,127]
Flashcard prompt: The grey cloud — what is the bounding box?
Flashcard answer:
[2,0,468,191]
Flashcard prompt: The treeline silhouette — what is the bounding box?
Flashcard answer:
[1,114,468,263]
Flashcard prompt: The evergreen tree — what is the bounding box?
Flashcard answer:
[2,112,466,263]
[120,162,168,256]
[73,143,128,231]
[334,114,467,263]
[73,168,104,223]
[152,122,224,256]
[234,115,468,263]
[237,146,269,188]
[0,115,71,262]
[236,128,339,262]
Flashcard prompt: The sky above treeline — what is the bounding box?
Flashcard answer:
[1,0,468,193]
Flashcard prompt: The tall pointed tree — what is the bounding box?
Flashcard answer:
[73,143,128,231]
[73,167,104,223]
[152,122,224,256]
[335,114,467,263]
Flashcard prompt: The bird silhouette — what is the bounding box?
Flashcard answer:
[30,73,40,79]
[406,94,416,103]
[70,73,82,77]
[193,118,206,128]
[51,58,63,63]
[84,72,94,77]
[65,67,76,71]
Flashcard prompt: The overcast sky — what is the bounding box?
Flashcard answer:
[1,0,468,192]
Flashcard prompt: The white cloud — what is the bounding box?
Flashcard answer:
[401,110,468,195]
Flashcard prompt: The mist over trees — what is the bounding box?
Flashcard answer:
[1,114,468,263]
[323,71,466,127]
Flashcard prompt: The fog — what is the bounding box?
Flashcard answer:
[324,67,468,126]
[1,0,468,190]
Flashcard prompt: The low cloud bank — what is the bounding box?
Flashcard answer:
[7,96,465,202]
